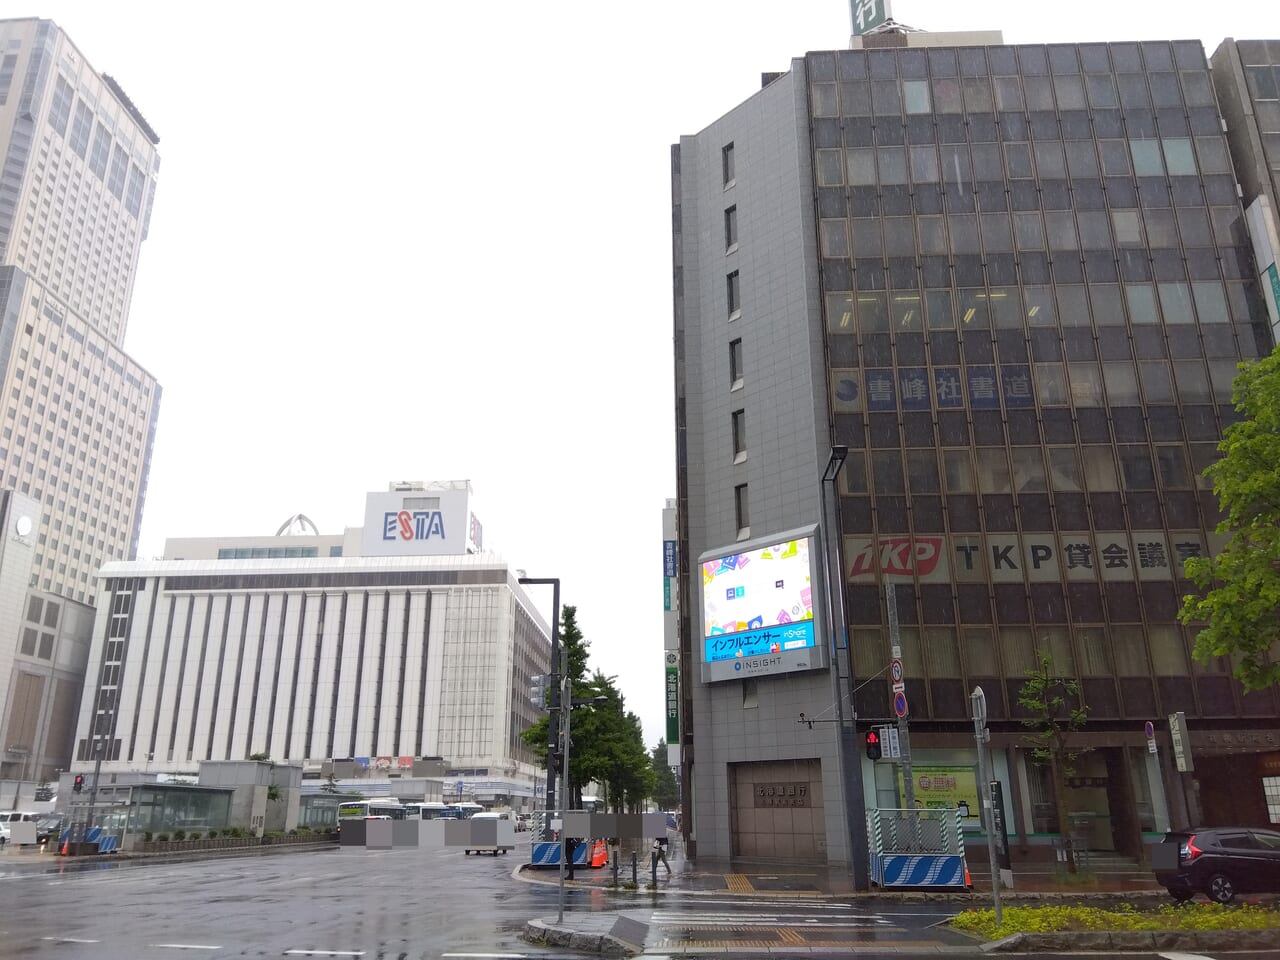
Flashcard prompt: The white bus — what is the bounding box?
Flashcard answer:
[404,802,451,820]
[336,799,407,821]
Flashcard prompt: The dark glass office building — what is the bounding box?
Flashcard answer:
[672,32,1279,866]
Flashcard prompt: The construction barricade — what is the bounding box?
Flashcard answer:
[868,807,969,889]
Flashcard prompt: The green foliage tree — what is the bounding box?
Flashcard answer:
[519,606,655,810]
[1017,650,1088,874]
[248,752,271,762]
[1178,347,1280,691]
[320,771,339,795]
[650,739,679,811]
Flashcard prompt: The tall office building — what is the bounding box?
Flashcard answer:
[0,18,162,783]
[672,26,1279,866]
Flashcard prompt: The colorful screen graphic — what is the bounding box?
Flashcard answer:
[701,538,815,663]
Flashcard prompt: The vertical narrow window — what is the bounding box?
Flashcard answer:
[729,338,744,386]
[734,483,750,536]
[727,271,741,318]
[724,205,738,250]
[732,409,747,459]
[722,142,736,186]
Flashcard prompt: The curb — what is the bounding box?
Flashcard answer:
[513,865,1166,903]
[8,840,339,868]
[981,928,1280,952]
[522,917,643,957]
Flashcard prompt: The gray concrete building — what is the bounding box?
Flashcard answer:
[673,28,1279,868]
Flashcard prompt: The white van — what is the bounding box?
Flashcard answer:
[0,811,41,845]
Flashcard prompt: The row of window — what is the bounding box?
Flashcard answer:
[810,42,1206,84]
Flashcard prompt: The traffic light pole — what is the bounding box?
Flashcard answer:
[519,577,560,840]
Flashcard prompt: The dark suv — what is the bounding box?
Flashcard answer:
[1153,827,1280,903]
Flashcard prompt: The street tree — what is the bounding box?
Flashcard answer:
[1178,347,1280,691]
[1017,650,1088,874]
[320,771,339,795]
[650,739,679,811]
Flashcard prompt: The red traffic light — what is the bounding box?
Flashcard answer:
[864,729,882,760]
[73,774,85,793]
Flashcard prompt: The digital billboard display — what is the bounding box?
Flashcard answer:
[702,536,816,665]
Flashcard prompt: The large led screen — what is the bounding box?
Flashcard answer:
[702,537,815,663]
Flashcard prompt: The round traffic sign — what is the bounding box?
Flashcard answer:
[890,658,904,683]
[893,690,909,719]
[1144,721,1155,739]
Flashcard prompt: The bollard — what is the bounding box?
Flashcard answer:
[631,850,637,884]
[611,843,619,885]
[651,848,658,887]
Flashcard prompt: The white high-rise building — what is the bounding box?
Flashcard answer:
[0,18,162,784]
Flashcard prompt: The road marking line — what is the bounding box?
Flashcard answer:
[441,954,529,959]
[41,937,100,943]
[151,945,222,951]
[1160,954,1219,960]
[283,952,365,958]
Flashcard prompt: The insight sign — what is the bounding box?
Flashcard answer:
[699,526,826,683]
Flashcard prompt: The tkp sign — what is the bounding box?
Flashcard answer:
[848,536,943,578]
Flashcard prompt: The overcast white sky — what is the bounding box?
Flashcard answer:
[32,0,1266,748]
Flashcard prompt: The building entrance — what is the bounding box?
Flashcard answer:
[728,758,824,862]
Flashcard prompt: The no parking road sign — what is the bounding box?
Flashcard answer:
[893,690,909,719]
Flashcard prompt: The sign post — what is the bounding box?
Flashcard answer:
[886,585,914,810]
[970,686,1002,925]
[1169,711,1193,772]
[1145,720,1157,756]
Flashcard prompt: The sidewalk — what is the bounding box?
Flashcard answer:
[517,845,1167,901]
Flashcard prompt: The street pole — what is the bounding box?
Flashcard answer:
[557,645,570,925]
[85,736,106,840]
[970,686,1002,926]
[884,585,914,811]
[518,576,560,840]
[821,446,870,891]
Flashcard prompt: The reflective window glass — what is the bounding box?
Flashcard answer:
[1053,75,1086,109]
[1034,140,1067,177]
[816,149,844,185]
[918,217,947,253]
[1158,282,1195,323]
[852,219,883,258]
[891,291,923,328]
[1082,446,1118,489]
[878,147,908,184]
[1014,212,1045,250]
[856,293,889,332]
[1045,210,1078,250]
[1103,362,1140,403]
[943,449,975,492]
[976,449,1011,493]
[1004,142,1034,178]
[1048,447,1083,490]
[1126,284,1167,325]
[1119,445,1157,489]
[1209,359,1240,401]
[903,79,931,113]
[932,77,963,112]
[1024,286,1056,325]
[1162,138,1197,175]
[1090,284,1125,325]
[926,290,953,328]
[1034,363,1068,404]
[1192,281,1229,323]
[1155,444,1190,486]
[872,80,901,115]
[994,76,1024,110]
[1195,137,1231,174]
[820,219,849,257]
[1098,139,1131,176]
[1069,362,1103,405]
[1173,360,1211,402]
[1057,285,1091,326]
[906,450,940,493]
[847,148,877,185]
[1066,141,1100,177]
[1140,361,1175,403]
[1086,74,1119,107]
[910,145,940,182]
[1112,210,1143,245]
[962,77,994,112]
[1130,139,1165,176]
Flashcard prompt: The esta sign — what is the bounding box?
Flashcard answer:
[382,510,446,542]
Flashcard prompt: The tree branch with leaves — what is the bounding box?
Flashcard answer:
[1017,650,1088,873]
[1178,346,1280,691]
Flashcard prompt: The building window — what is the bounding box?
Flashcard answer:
[724,205,738,250]
[722,142,735,186]
[727,271,741,319]
[732,409,747,460]
[734,483,750,538]
[729,338,744,387]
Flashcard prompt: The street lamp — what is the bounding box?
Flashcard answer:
[518,576,560,840]
[819,445,871,891]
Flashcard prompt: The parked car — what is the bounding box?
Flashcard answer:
[35,816,65,844]
[1154,827,1280,903]
[0,821,9,845]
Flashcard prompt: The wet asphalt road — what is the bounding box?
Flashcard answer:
[0,845,569,959]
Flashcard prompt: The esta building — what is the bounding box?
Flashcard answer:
[671,25,1280,866]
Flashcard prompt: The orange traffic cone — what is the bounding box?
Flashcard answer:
[591,839,608,867]
[965,867,973,890]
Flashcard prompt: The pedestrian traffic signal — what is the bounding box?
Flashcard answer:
[865,729,882,761]
[73,774,84,793]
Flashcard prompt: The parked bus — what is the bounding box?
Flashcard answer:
[442,802,484,819]
[336,799,407,821]
[404,802,451,820]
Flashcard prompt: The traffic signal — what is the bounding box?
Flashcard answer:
[73,774,85,793]
[529,674,547,709]
[864,729,882,761]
